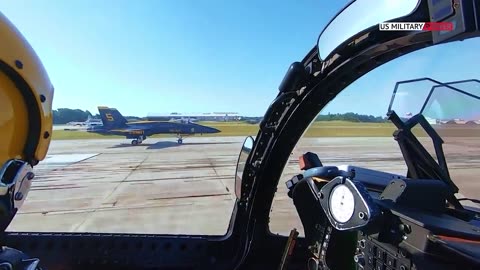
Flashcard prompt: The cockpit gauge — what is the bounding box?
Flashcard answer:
[329,184,355,223]
[319,176,379,231]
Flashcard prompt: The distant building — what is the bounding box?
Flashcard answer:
[147,112,240,122]
[424,116,437,125]
[67,117,102,127]
[443,119,480,125]
[86,118,102,126]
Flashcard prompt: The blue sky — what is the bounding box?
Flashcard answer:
[2,0,348,117]
[3,1,480,117]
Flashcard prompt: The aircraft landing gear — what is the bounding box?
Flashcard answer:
[131,136,144,146]
[176,134,183,144]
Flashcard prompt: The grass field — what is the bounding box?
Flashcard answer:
[52,121,404,140]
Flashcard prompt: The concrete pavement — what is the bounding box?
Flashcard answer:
[7,136,479,237]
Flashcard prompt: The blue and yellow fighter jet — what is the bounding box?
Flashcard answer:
[87,106,221,145]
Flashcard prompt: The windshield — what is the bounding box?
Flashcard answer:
[2,0,351,235]
[386,78,480,198]
[389,79,480,174]
[389,79,480,124]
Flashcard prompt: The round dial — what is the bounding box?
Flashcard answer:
[329,184,355,223]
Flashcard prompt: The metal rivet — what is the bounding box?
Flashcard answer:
[43,131,50,139]
[359,212,367,220]
[26,172,35,180]
[14,192,23,201]
[14,60,23,69]
[40,95,46,102]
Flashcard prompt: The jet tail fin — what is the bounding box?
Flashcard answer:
[97,106,128,129]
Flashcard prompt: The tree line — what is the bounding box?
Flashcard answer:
[53,108,387,124]
[53,108,140,124]
[53,108,94,124]
[316,112,387,123]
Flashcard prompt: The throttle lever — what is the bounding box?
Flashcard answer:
[299,151,354,180]
[303,166,354,180]
[299,152,323,170]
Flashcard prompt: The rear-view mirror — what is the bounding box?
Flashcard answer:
[235,136,254,199]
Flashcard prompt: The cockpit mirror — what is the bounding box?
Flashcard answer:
[317,0,420,61]
[235,136,254,199]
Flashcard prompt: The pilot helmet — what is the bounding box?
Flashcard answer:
[0,11,54,228]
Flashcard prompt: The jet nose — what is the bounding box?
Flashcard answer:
[203,127,220,133]
[205,127,220,133]
[194,124,221,134]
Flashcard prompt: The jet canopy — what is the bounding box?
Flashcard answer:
[389,78,480,124]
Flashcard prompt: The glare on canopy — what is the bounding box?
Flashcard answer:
[317,0,420,60]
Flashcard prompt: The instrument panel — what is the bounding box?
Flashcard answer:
[294,163,480,270]
[355,234,413,270]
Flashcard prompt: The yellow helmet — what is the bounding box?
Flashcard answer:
[0,11,53,227]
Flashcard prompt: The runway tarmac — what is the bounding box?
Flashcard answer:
[7,136,480,236]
